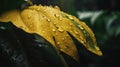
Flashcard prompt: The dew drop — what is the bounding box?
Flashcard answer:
[79,25,84,30]
[81,40,84,44]
[80,36,84,41]
[54,6,60,10]
[54,14,60,18]
[95,46,100,51]
[53,23,56,25]
[79,36,85,44]
[66,34,69,37]
[19,26,23,28]
[42,31,45,33]
[70,23,73,26]
[68,15,74,20]
[44,10,46,12]
[58,28,64,32]
[37,8,40,11]
[62,38,65,40]
[58,17,62,21]
[52,29,56,32]
[57,42,60,45]
[74,31,79,35]
[47,19,51,22]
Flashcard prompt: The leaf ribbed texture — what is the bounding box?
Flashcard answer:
[0,5,102,62]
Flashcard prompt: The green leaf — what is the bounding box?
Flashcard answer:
[0,0,25,13]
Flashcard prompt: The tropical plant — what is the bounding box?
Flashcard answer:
[0,0,102,67]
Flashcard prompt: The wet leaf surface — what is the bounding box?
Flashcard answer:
[0,5,102,64]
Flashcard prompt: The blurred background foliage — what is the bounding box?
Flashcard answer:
[0,0,120,67]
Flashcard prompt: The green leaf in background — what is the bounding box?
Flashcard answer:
[0,22,69,67]
[77,11,120,42]
[0,0,25,13]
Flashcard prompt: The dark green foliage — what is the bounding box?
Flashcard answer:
[61,52,80,67]
[77,11,120,67]
[0,22,80,67]
[0,0,25,14]
[0,22,27,67]
[75,0,120,11]
[77,11,120,42]
[31,0,77,16]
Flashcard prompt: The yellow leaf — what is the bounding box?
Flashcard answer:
[0,5,102,62]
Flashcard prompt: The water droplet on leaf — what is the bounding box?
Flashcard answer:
[95,46,100,51]
[58,17,62,21]
[53,22,56,24]
[81,40,84,44]
[52,29,56,32]
[78,25,84,30]
[74,31,79,35]
[54,6,60,10]
[68,15,74,20]
[44,10,46,12]
[57,42,60,45]
[62,38,65,40]
[47,19,51,22]
[80,36,84,41]
[37,8,40,11]
[54,14,60,18]
[66,34,69,37]
[79,36,85,44]
[70,23,73,26]
[58,28,64,32]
